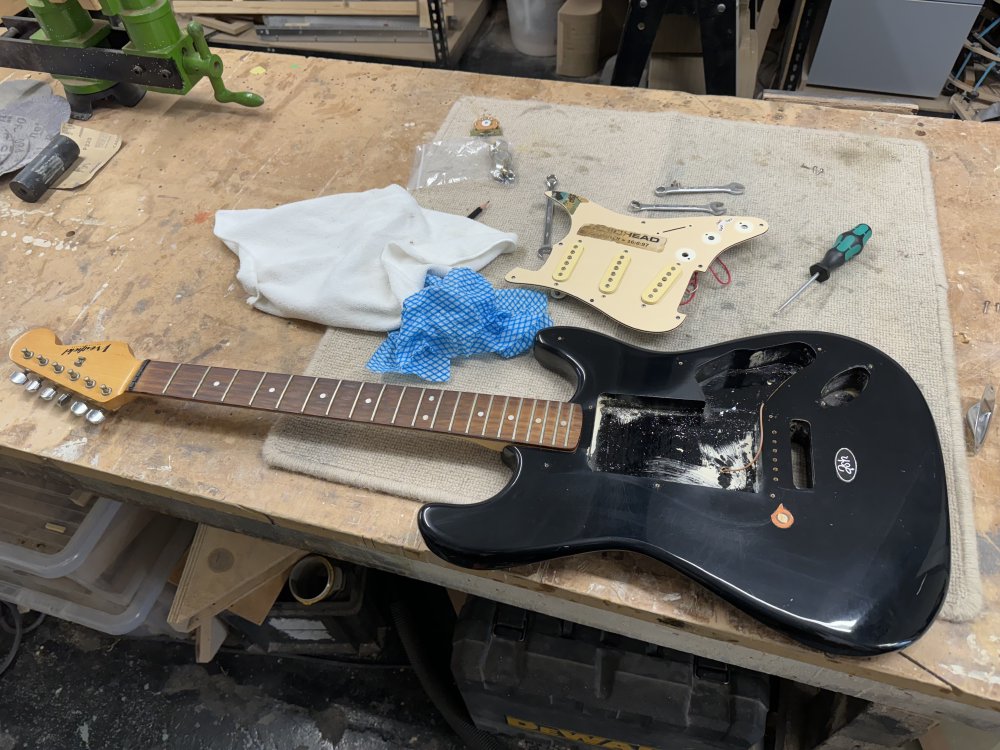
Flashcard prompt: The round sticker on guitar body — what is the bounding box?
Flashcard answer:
[835,448,858,483]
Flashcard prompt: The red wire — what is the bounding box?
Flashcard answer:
[679,259,732,307]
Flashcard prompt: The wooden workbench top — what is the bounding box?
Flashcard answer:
[1,52,999,726]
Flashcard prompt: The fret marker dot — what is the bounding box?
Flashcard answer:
[535,417,542,423]
[319,393,327,399]
[364,398,372,404]
[422,415,429,421]
[268,387,276,393]
[507,415,514,421]
[560,420,567,426]
[212,381,221,387]
[477,411,485,417]
[428,395,435,401]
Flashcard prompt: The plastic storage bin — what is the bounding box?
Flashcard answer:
[0,518,194,635]
[506,0,563,56]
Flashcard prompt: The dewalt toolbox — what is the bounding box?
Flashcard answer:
[452,597,770,750]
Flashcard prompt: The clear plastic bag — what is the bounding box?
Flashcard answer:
[407,138,516,190]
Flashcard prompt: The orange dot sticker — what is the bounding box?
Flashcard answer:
[771,503,794,529]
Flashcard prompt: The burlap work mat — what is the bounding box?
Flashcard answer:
[263,97,981,622]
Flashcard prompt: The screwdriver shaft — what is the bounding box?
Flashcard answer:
[775,273,820,314]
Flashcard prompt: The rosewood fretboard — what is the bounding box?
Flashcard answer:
[131,361,584,450]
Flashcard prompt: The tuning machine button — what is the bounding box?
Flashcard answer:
[39,386,57,401]
[24,378,42,393]
[52,363,64,374]
[36,355,48,366]
[83,377,96,389]
[69,400,89,416]
[85,409,106,425]
[9,371,28,385]
[56,393,71,407]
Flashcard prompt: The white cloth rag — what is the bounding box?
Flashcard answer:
[214,184,518,331]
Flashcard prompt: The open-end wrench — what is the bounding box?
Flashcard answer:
[654,182,745,197]
[537,174,558,258]
[628,200,726,216]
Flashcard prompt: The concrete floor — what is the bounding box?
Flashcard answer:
[0,617,479,750]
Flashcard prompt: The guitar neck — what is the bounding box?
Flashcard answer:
[130,360,583,450]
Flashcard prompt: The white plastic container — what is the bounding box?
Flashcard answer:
[507,0,563,56]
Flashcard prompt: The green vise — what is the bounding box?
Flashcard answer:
[3,0,262,118]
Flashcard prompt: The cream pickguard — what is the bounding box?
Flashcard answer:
[505,192,769,333]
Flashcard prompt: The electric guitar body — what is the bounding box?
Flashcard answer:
[419,327,950,656]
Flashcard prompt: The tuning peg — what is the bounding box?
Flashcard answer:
[36,355,48,366]
[9,371,28,385]
[39,385,57,401]
[83,377,96,389]
[20,348,32,359]
[52,363,64,374]
[85,409,106,425]
[56,393,71,407]
[69,400,89,416]
[24,378,42,393]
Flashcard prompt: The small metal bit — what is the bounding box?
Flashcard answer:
[628,200,726,216]
[538,175,559,259]
[99,385,112,396]
[9,371,28,385]
[56,392,71,407]
[85,409,107,425]
[73,357,86,367]
[24,378,42,393]
[20,348,32,359]
[36,355,48,366]
[967,384,995,454]
[68,370,80,381]
[52,363,64,373]
[654,182,745,197]
[39,385,57,401]
[69,400,89,416]
[84,377,96,389]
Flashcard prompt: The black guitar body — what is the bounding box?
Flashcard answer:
[418,328,950,656]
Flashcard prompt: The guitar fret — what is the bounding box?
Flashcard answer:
[347,383,364,419]
[563,404,574,447]
[541,401,551,442]
[552,402,564,445]
[496,396,510,438]
[249,372,268,406]
[300,377,319,413]
[274,375,294,409]
[390,387,405,424]
[481,395,494,436]
[191,366,211,398]
[429,391,443,428]
[410,388,427,427]
[161,363,182,395]
[525,400,538,443]
[512,398,523,441]
[220,369,239,402]
[465,394,479,433]
[447,392,461,432]
[324,380,343,416]
[370,384,388,421]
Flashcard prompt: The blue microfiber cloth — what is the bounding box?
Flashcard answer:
[367,268,553,382]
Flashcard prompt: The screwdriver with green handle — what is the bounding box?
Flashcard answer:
[775,224,873,314]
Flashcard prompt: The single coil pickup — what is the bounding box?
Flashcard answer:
[599,252,631,294]
[641,264,681,304]
[552,243,584,282]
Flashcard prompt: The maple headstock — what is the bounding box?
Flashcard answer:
[7,328,143,423]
